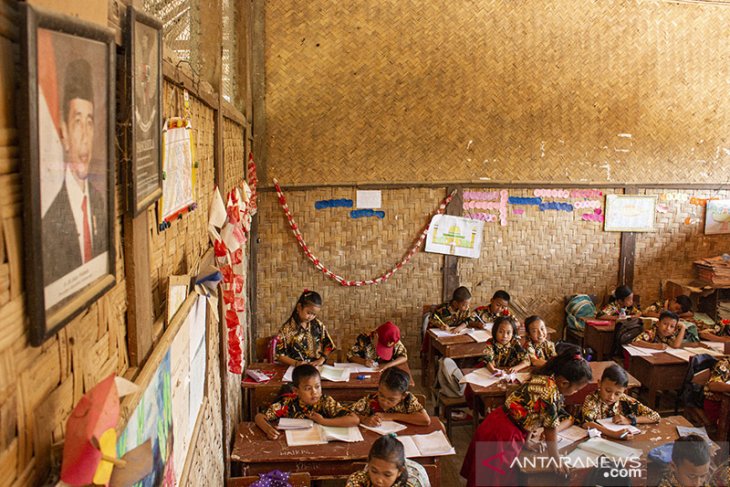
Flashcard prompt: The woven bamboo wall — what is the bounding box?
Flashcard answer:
[149,82,215,319]
[0,3,130,484]
[262,0,730,186]
[458,188,622,333]
[255,188,445,354]
[634,189,730,305]
[223,117,245,195]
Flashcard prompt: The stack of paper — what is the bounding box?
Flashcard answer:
[685,346,723,357]
[665,348,696,362]
[622,345,662,356]
[319,365,351,382]
[285,425,364,446]
[397,430,455,457]
[360,421,408,435]
[694,256,730,285]
[277,418,314,430]
[596,418,641,435]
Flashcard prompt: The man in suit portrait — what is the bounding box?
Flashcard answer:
[43,58,108,287]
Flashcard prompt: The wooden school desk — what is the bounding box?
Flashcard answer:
[517,415,696,486]
[241,362,414,420]
[231,418,449,484]
[628,352,688,408]
[584,322,615,361]
[468,362,641,430]
[425,325,557,389]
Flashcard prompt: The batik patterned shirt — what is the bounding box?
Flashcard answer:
[348,391,425,416]
[581,390,660,423]
[705,358,730,401]
[346,333,408,362]
[633,326,679,346]
[525,339,557,361]
[600,302,641,317]
[481,338,528,369]
[656,469,711,487]
[275,317,335,361]
[504,374,569,432]
[709,322,730,337]
[428,303,475,329]
[346,460,428,487]
[262,394,350,422]
[475,306,511,324]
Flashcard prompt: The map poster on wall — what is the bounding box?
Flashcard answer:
[159,118,196,222]
[705,200,730,235]
[425,215,484,259]
[604,194,657,232]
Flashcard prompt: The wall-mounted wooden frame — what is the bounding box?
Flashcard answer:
[126,6,163,216]
[19,4,116,346]
[604,194,657,232]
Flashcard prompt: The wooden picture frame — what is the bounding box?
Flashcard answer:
[20,4,116,346]
[604,194,657,233]
[126,6,163,216]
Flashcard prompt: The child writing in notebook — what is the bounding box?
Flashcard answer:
[275,290,336,366]
[254,364,358,440]
[643,295,694,319]
[428,286,476,334]
[349,367,430,426]
[347,321,408,370]
[475,290,512,323]
[581,364,659,440]
[598,285,641,321]
[346,435,431,487]
[657,434,712,487]
[461,346,592,487]
[481,316,530,374]
[523,315,557,367]
[632,310,685,350]
[702,357,730,429]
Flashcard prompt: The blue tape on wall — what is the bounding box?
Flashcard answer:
[508,197,542,205]
[350,209,385,219]
[314,199,353,209]
[539,201,574,212]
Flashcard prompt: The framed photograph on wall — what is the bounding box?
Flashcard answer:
[126,6,163,216]
[20,4,116,346]
[604,194,657,232]
[705,199,730,235]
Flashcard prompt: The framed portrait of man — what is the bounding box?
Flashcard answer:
[20,5,116,346]
[126,6,162,216]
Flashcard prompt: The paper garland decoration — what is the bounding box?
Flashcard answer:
[539,201,573,211]
[463,190,508,225]
[462,191,500,201]
[273,178,456,286]
[247,152,258,216]
[315,199,353,209]
[508,196,541,206]
[351,209,385,219]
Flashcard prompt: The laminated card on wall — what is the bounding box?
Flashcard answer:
[425,215,484,258]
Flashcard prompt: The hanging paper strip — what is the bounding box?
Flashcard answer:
[247,152,258,216]
[274,178,456,286]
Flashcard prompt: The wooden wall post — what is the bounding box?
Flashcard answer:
[123,212,154,366]
[618,187,638,288]
[442,187,462,302]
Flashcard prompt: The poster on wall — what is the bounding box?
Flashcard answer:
[117,351,175,486]
[20,4,116,346]
[604,195,657,232]
[705,200,730,235]
[425,215,484,258]
[159,119,196,223]
[126,6,163,216]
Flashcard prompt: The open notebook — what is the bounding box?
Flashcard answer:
[596,418,641,435]
[276,418,314,430]
[360,421,408,435]
[566,437,641,466]
[285,425,364,447]
[319,365,351,382]
[397,430,455,458]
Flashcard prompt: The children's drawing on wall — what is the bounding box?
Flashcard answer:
[425,215,484,258]
[705,200,730,235]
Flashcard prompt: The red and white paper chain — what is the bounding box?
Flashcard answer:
[273,178,456,286]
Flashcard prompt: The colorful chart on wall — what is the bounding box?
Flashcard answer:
[604,195,657,232]
[159,118,196,223]
[705,200,730,235]
[425,215,484,258]
[117,351,174,486]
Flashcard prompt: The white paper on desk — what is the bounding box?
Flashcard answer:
[322,426,364,443]
[465,329,491,343]
[319,365,351,382]
[575,437,642,460]
[665,348,694,361]
[334,363,378,373]
[277,418,314,430]
[357,190,382,209]
[559,425,588,443]
[412,430,456,456]
[686,346,723,357]
[702,341,726,353]
[283,365,295,382]
[430,328,458,338]
[285,427,327,446]
[397,436,421,458]
[360,421,408,435]
[623,344,662,356]
[596,418,641,435]
[459,368,500,387]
